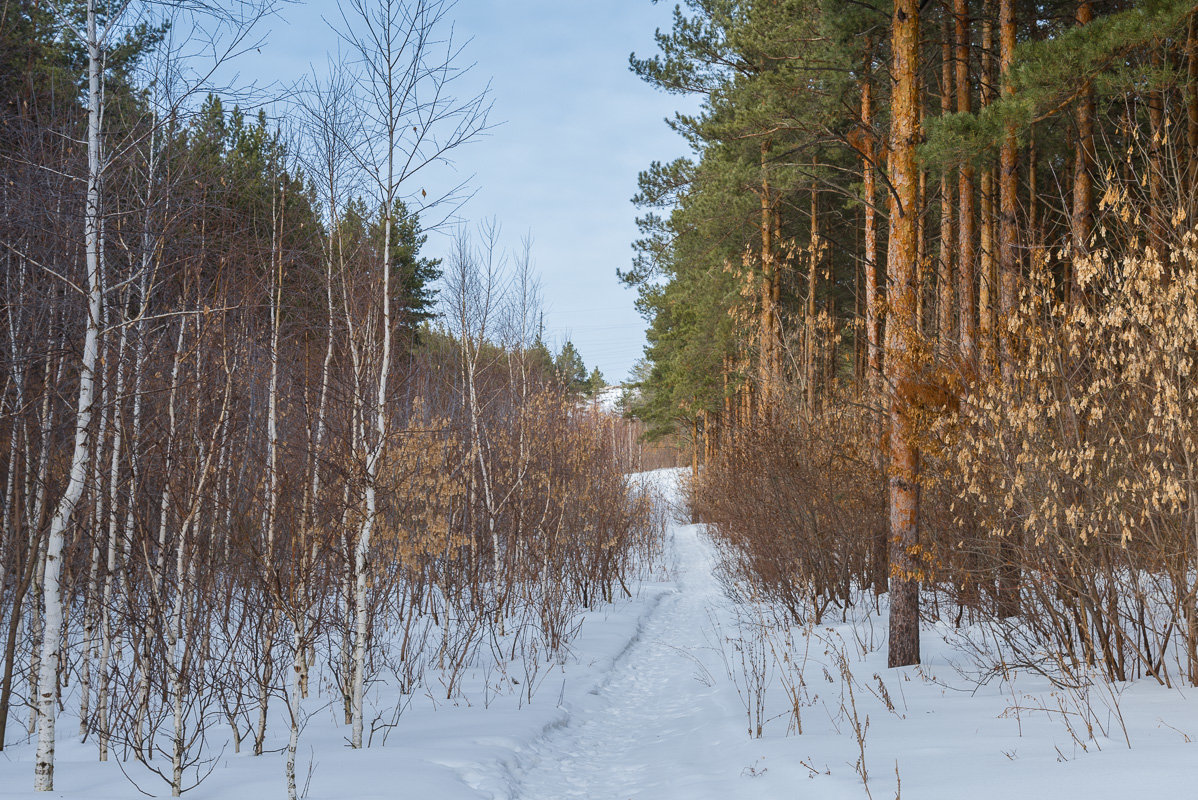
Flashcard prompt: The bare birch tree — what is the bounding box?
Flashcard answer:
[34,1,107,788]
[335,0,490,748]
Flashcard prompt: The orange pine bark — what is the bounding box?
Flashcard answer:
[997,0,1022,617]
[938,8,956,357]
[1189,13,1198,201]
[758,142,779,413]
[1071,0,1095,277]
[979,4,997,372]
[861,42,890,594]
[886,0,923,669]
[954,0,977,366]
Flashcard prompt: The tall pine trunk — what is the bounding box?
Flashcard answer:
[758,142,778,412]
[886,0,923,669]
[954,0,977,366]
[806,178,820,413]
[1188,12,1198,204]
[1071,0,1095,291]
[978,3,997,372]
[861,45,889,594]
[938,9,956,358]
[997,0,1022,618]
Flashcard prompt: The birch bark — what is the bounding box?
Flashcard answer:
[35,0,105,788]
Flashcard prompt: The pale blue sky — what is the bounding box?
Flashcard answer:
[242,0,696,383]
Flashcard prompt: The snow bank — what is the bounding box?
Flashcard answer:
[4,467,1197,799]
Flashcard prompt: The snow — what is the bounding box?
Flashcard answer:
[589,385,626,415]
[4,468,1198,798]
[507,517,751,800]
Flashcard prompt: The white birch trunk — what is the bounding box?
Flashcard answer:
[95,321,127,760]
[338,0,489,747]
[27,344,64,737]
[351,208,392,749]
[254,161,285,759]
[285,620,303,800]
[79,302,110,736]
[34,0,104,788]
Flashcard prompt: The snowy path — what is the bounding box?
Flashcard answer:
[11,467,1198,799]
[494,482,1198,800]
[509,517,751,800]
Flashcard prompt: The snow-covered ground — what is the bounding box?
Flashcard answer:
[4,468,1198,798]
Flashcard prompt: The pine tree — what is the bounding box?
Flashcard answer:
[554,340,588,394]
[884,0,923,669]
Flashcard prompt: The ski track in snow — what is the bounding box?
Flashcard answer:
[509,512,739,800]
[7,469,1198,798]
[488,469,1198,800]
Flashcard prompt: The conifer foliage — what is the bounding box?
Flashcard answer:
[630,0,1198,677]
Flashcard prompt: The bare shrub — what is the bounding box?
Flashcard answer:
[941,232,1198,687]
[693,394,886,623]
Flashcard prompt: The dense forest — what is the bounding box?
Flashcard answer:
[8,0,1198,794]
[0,0,661,795]
[626,0,1198,677]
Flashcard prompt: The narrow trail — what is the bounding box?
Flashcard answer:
[510,508,750,800]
